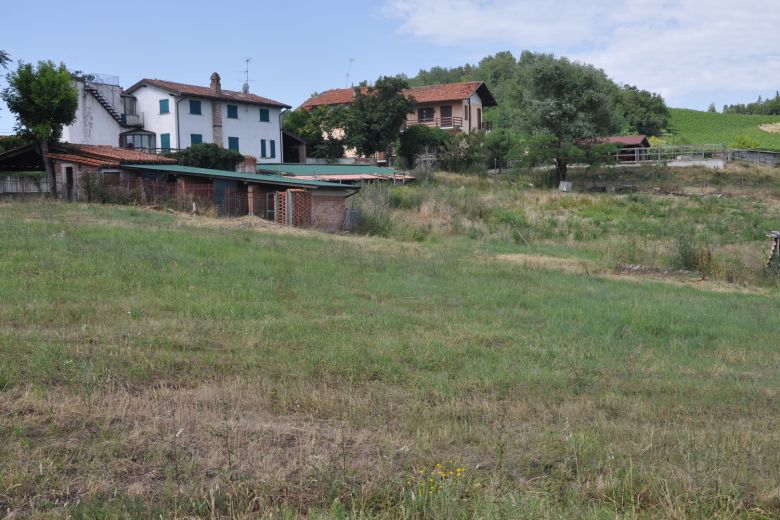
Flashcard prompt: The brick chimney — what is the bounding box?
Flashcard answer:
[210,72,223,146]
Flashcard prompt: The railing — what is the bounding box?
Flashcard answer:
[403,116,463,130]
[120,146,181,154]
[121,112,144,127]
[610,145,729,163]
[481,121,493,132]
[0,175,51,195]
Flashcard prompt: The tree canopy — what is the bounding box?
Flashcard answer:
[2,60,78,143]
[1,60,78,196]
[282,106,347,160]
[511,53,621,182]
[343,76,416,158]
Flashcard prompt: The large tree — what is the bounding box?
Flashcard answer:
[2,61,78,196]
[282,105,348,160]
[343,76,416,161]
[617,85,669,136]
[512,52,621,183]
[0,50,9,69]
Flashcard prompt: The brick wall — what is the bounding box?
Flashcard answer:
[289,189,312,227]
[311,195,346,232]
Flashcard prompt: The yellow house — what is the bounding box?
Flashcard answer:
[299,81,498,134]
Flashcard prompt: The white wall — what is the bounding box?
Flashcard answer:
[131,85,177,148]
[62,81,124,146]
[221,103,282,162]
[132,84,282,161]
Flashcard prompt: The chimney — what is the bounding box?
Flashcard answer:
[210,72,223,146]
[210,72,221,95]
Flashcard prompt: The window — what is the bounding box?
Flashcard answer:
[228,136,239,151]
[464,105,469,120]
[260,139,267,158]
[189,100,201,115]
[270,140,276,159]
[191,134,203,146]
[159,99,169,114]
[418,107,434,122]
[160,133,171,151]
[227,104,238,119]
[259,108,270,122]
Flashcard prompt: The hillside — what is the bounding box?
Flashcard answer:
[2,168,780,518]
[668,108,780,150]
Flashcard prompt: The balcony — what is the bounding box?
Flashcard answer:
[403,116,463,131]
[121,112,144,127]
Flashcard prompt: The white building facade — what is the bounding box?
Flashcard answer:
[63,73,290,164]
[124,74,288,162]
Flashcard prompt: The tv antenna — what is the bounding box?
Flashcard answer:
[241,58,252,93]
[346,58,355,87]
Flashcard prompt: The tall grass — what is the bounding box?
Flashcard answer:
[1,200,780,517]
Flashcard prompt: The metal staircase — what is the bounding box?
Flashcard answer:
[85,85,123,125]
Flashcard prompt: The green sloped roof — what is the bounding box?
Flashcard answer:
[256,163,397,176]
[121,164,357,190]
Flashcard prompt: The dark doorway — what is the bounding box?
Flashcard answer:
[477,108,482,131]
[65,167,74,201]
[440,105,452,127]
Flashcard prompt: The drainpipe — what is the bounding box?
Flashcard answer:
[175,95,187,151]
[278,108,287,163]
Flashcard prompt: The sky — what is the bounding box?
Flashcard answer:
[1,0,778,134]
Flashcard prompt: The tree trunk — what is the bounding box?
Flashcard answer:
[37,140,58,198]
[555,158,568,184]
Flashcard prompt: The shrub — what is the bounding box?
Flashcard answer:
[670,232,712,274]
[354,182,394,236]
[169,143,244,171]
[398,126,451,166]
[389,186,424,209]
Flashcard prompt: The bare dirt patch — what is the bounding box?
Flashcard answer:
[759,123,780,134]
[494,253,764,294]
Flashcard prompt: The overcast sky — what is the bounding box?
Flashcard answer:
[1,0,778,134]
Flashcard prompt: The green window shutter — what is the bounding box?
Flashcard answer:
[189,100,201,115]
[160,133,171,151]
[159,99,169,114]
[259,108,270,122]
[227,105,238,119]
[260,139,266,158]
[191,134,202,146]
[270,140,276,158]
[228,137,239,151]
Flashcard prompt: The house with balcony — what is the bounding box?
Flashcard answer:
[62,73,291,163]
[299,80,497,133]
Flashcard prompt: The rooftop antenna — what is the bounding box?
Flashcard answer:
[242,58,251,93]
[346,58,355,87]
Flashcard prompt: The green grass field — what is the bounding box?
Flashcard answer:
[1,172,780,518]
[667,108,780,150]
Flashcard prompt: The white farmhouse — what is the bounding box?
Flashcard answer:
[63,73,290,163]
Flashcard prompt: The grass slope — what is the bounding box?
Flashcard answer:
[1,201,780,518]
[668,108,780,150]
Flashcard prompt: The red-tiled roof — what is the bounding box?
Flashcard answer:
[125,78,291,109]
[299,88,355,109]
[603,135,650,146]
[50,144,177,168]
[299,81,497,110]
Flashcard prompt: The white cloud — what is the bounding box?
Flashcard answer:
[384,0,780,107]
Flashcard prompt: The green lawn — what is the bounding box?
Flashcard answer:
[668,108,780,150]
[1,200,780,518]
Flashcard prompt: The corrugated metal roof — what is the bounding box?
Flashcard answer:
[121,164,357,190]
[256,163,397,176]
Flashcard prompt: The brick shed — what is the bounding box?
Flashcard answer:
[123,164,358,231]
